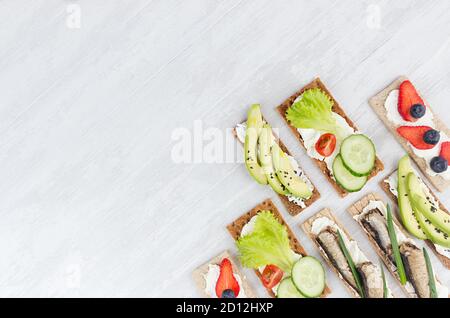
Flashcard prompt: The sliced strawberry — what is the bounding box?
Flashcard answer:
[440,141,450,163]
[215,258,240,298]
[398,80,425,122]
[397,126,436,150]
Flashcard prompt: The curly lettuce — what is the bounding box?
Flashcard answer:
[286,88,346,139]
[236,211,298,273]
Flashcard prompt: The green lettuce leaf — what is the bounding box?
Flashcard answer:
[286,88,345,139]
[236,211,297,273]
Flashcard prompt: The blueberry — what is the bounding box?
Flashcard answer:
[410,104,426,119]
[221,289,236,298]
[423,129,440,145]
[430,156,448,173]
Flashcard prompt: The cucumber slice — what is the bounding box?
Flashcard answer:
[291,256,325,298]
[340,134,376,176]
[333,155,367,192]
[277,278,305,298]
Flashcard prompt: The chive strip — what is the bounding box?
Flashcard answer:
[423,248,438,298]
[386,204,407,285]
[380,260,388,298]
[337,230,365,298]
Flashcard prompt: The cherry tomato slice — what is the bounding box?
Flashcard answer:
[261,265,284,289]
[315,133,336,157]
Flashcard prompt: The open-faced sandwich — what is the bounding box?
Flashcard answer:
[192,250,256,298]
[233,104,320,216]
[348,193,449,298]
[381,155,450,269]
[370,77,450,192]
[227,199,329,298]
[302,208,393,298]
[277,78,384,197]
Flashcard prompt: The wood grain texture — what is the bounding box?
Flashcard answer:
[0,0,449,297]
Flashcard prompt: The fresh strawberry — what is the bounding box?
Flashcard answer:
[397,126,436,150]
[440,141,450,163]
[398,80,425,122]
[215,258,240,298]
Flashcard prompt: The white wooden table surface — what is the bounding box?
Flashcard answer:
[0,0,449,298]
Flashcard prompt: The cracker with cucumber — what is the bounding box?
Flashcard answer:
[302,208,393,298]
[276,78,384,197]
[227,199,330,298]
[381,155,450,269]
[233,105,320,216]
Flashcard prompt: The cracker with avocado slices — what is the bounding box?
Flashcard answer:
[369,76,450,192]
[233,118,320,216]
[192,250,256,298]
[381,171,450,270]
[227,199,330,298]
[276,77,384,197]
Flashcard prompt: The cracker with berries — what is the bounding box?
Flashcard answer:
[370,77,450,192]
[192,250,256,298]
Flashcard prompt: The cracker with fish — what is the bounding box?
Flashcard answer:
[302,208,393,298]
[348,193,449,298]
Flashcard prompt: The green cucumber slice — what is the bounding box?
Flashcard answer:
[277,278,305,298]
[291,256,325,298]
[340,134,376,176]
[333,155,368,192]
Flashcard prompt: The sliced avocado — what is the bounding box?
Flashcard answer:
[415,207,450,248]
[271,143,312,199]
[397,156,427,239]
[407,172,450,235]
[244,104,267,185]
[258,124,290,195]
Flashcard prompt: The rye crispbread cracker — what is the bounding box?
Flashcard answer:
[369,76,450,192]
[380,171,450,269]
[347,193,449,298]
[192,250,256,298]
[233,117,320,216]
[276,78,384,197]
[227,199,330,298]
[302,208,364,298]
